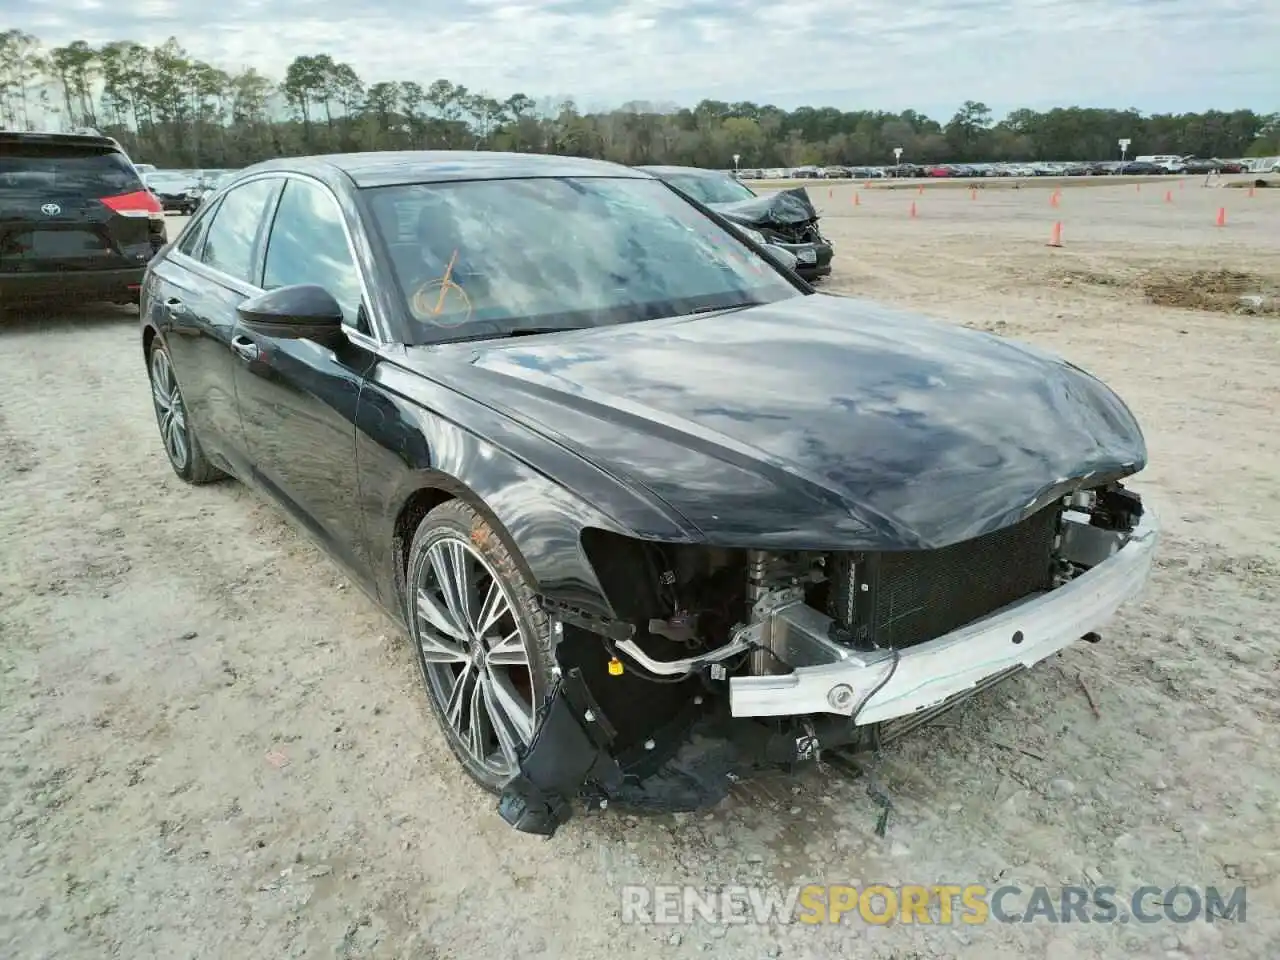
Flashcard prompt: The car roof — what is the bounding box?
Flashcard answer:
[239,151,654,189]
[635,165,727,178]
[0,131,123,152]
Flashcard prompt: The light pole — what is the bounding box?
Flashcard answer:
[893,146,903,176]
[733,153,740,176]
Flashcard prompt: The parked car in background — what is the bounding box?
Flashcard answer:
[638,165,834,280]
[1177,158,1245,174]
[192,170,241,208]
[886,163,925,178]
[1115,161,1165,175]
[144,171,204,214]
[1,130,165,309]
[139,150,1157,838]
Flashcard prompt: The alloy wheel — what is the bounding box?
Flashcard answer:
[414,534,536,780]
[150,348,189,472]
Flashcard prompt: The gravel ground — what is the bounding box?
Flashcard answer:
[2,184,1279,960]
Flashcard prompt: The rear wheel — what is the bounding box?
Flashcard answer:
[147,341,224,484]
[407,500,554,793]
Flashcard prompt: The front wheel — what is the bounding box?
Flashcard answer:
[147,341,224,484]
[406,500,555,793]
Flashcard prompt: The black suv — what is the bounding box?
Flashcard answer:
[1,131,167,309]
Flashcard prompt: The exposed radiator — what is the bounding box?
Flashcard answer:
[828,505,1060,650]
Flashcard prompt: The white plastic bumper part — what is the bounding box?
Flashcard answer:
[729,507,1159,725]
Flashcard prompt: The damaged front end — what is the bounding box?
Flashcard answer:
[498,481,1158,837]
[712,187,833,276]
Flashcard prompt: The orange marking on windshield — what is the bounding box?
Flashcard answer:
[432,248,459,315]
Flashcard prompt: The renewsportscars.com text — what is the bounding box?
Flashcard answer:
[620,884,1247,926]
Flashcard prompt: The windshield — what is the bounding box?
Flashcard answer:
[364,175,802,344]
[663,172,757,205]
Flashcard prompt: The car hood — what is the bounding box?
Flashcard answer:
[709,186,819,229]
[412,294,1147,551]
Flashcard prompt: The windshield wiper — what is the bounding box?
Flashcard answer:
[441,326,591,345]
[683,301,764,317]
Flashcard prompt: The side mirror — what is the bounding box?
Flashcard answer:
[236,284,345,346]
[762,244,799,274]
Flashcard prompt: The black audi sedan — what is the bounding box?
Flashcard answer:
[140,151,1157,836]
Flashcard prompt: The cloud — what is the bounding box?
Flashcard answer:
[8,0,1278,117]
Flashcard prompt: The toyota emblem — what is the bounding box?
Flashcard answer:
[40,203,61,216]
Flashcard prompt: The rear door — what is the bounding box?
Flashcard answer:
[0,137,163,279]
[150,176,283,475]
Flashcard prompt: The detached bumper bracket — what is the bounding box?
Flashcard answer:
[497,668,623,837]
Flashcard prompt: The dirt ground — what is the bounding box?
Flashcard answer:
[2,182,1279,960]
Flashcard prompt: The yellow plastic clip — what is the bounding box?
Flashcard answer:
[607,657,624,676]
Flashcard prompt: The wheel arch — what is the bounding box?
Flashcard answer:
[389,474,541,620]
[141,322,159,364]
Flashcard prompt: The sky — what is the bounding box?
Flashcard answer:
[8,0,1279,119]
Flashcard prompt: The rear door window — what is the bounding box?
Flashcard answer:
[177,205,215,259]
[0,144,141,199]
[198,178,281,285]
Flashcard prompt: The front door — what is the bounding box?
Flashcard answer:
[230,175,378,580]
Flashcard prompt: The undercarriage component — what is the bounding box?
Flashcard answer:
[499,695,879,837]
[875,665,1025,743]
[498,668,623,836]
[614,632,752,677]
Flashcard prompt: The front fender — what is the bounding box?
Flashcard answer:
[354,356,694,622]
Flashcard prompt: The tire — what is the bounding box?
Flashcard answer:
[147,340,225,484]
[406,500,555,793]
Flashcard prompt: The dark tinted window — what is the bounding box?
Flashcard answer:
[262,179,363,326]
[199,178,279,283]
[0,144,141,197]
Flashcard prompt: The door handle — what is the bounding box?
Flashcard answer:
[230,335,260,362]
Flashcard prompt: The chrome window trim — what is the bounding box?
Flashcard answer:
[167,169,389,344]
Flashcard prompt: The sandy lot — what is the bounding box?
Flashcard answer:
[2,184,1279,960]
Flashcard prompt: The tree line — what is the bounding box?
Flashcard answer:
[3,29,1278,170]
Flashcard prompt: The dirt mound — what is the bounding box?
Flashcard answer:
[1140,269,1280,315]
[1047,268,1128,288]
[1223,177,1278,189]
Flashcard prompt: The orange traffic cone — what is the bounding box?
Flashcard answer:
[917,184,924,195]
[1248,185,1256,198]
[1047,222,1063,247]
[909,201,918,218]
[1216,207,1227,227]
[1050,191,1060,209]
[970,188,977,200]
[853,191,861,206]
[1164,190,1173,203]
